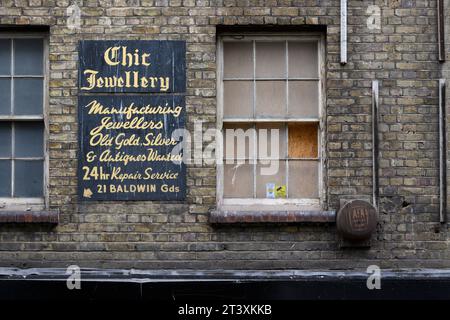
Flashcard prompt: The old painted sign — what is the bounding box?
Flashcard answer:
[79,40,186,93]
[78,40,186,201]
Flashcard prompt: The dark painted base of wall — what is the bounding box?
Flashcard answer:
[0,268,450,300]
[2,279,450,300]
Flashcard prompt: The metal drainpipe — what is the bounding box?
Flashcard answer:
[438,0,445,62]
[340,0,347,65]
[372,80,379,210]
[439,79,447,223]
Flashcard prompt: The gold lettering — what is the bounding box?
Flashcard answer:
[81,70,171,91]
[104,46,121,66]
[160,77,170,92]
[144,167,179,180]
[104,46,152,67]
[80,69,99,91]
[141,53,151,66]
[109,184,156,193]
[97,148,182,165]
[85,100,183,119]
[90,116,163,136]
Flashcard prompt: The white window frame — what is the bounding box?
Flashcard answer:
[216,33,326,211]
[0,33,49,211]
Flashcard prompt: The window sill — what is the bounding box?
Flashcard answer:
[0,210,59,224]
[210,209,335,224]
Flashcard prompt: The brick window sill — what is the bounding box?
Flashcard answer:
[0,211,59,224]
[210,210,336,224]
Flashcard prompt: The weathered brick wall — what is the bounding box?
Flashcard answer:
[0,0,448,270]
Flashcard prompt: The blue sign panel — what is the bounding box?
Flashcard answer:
[78,40,186,201]
[79,40,186,93]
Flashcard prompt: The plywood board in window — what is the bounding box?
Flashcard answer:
[288,123,318,158]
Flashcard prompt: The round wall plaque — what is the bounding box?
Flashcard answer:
[336,200,378,241]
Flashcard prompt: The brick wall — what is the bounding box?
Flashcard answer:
[0,0,448,270]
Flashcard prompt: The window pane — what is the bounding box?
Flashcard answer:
[0,78,11,115]
[14,78,43,115]
[288,160,319,198]
[0,39,11,75]
[223,81,253,118]
[223,41,253,78]
[255,81,286,117]
[288,123,318,158]
[0,122,11,157]
[0,160,11,197]
[256,123,286,160]
[288,41,318,78]
[288,81,319,118]
[223,161,253,198]
[255,42,285,78]
[14,160,43,197]
[256,160,286,198]
[14,39,44,76]
[15,122,44,157]
[223,123,254,160]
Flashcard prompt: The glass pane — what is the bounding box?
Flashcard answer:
[256,123,286,160]
[288,160,319,198]
[255,42,285,78]
[255,81,286,118]
[15,122,44,157]
[14,78,43,115]
[14,160,43,197]
[0,122,12,157]
[256,160,286,198]
[0,39,11,75]
[223,81,253,118]
[0,160,11,197]
[223,123,254,160]
[288,123,318,158]
[0,78,11,115]
[288,81,319,118]
[223,161,253,198]
[223,41,253,78]
[288,41,318,78]
[14,39,44,76]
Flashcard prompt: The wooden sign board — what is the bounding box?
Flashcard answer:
[79,40,186,93]
[78,40,186,201]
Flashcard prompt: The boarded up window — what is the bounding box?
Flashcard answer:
[221,36,321,200]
